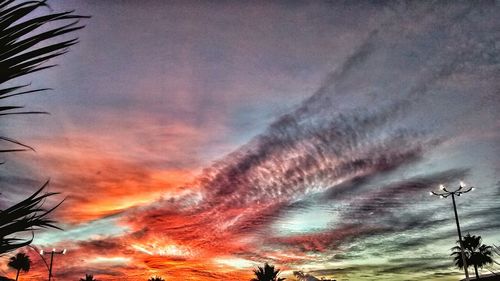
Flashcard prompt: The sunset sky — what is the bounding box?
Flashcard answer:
[1,1,500,280]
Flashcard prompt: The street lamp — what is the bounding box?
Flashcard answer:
[40,248,67,281]
[430,181,474,281]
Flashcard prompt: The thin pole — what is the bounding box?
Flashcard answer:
[451,193,470,281]
[48,251,54,281]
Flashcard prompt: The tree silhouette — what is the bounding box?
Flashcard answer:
[148,277,165,281]
[251,263,285,281]
[80,274,99,281]
[451,233,493,279]
[7,252,31,281]
[0,0,87,254]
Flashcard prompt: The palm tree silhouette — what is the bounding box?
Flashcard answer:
[147,277,165,281]
[7,252,31,281]
[451,233,493,279]
[0,0,87,254]
[251,263,285,281]
[80,274,99,281]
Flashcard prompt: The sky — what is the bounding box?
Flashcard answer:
[1,0,500,280]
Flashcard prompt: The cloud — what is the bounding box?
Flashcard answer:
[8,1,500,280]
[123,36,442,257]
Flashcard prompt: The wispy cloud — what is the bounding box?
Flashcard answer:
[5,1,499,280]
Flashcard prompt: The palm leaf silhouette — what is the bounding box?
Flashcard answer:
[0,0,88,254]
[451,233,493,279]
[0,181,65,254]
[0,0,88,153]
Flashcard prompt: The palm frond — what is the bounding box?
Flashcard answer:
[0,181,64,254]
[450,233,494,274]
[0,0,89,152]
[0,136,34,152]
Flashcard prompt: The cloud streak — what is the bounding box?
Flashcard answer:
[4,1,499,280]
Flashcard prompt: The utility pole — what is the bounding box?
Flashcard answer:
[40,248,66,281]
[430,182,474,281]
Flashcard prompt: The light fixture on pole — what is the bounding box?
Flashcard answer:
[40,248,67,281]
[430,181,474,281]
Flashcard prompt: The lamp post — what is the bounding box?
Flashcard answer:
[40,248,66,281]
[430,181,474,281]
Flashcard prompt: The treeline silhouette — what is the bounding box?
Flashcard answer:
[1,232,500,280]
